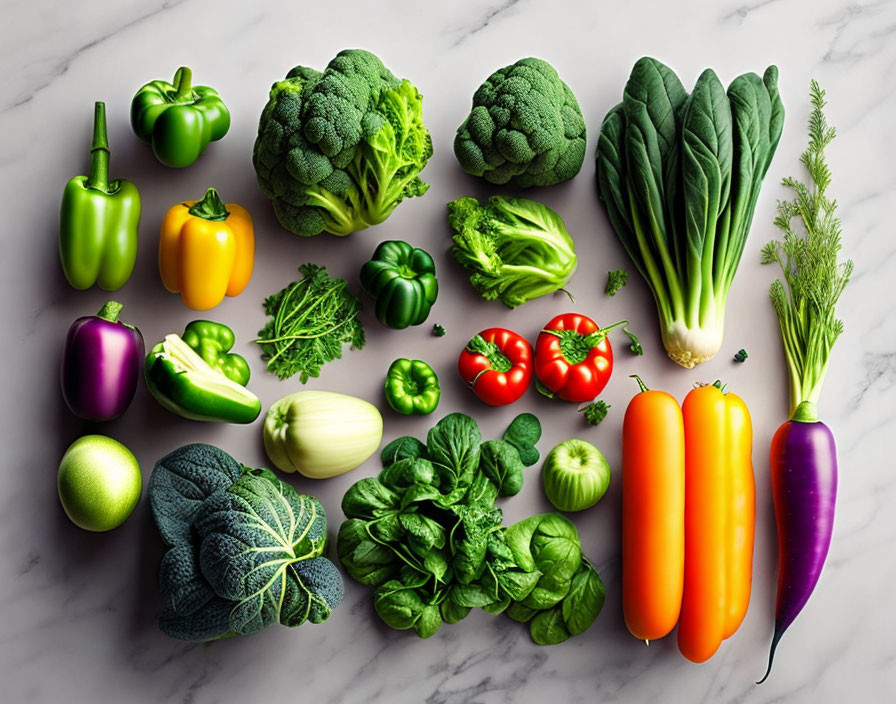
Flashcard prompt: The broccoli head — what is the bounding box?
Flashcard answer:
[253,49,433,237]
[454,57,586,188]
[447,195,578,308]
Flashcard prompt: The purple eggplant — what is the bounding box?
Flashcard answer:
[61,301,144,421]
[759,416,838,682]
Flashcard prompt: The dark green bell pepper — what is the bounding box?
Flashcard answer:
[145,333,260,423]
[181,320,251,385]
[384,358,440,415]
[130,66,230,168]
[360,240,438,329]
[59,102,141,290]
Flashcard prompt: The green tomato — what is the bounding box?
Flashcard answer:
[542,439,610,512]
[58,435,142,531]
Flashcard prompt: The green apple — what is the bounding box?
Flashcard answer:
[542,439,611,512]
[58,435,142,531]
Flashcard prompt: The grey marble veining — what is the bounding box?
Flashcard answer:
[1,0,894,702]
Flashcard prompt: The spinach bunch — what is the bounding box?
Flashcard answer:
[337,413,605,643]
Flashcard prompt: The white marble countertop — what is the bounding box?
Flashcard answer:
[2,0,894,702]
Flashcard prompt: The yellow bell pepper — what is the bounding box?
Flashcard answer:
[159,188,254,310]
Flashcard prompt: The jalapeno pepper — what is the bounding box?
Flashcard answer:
[384,358,440,415]
[130,66,230,168]
[458,328,533,406]
[59,102,141,291]
[181,320,251,386]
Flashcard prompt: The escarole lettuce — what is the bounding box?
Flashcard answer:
[596,57,784,367]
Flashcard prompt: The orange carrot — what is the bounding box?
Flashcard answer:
[722,392,755,639]
[678,384,728,663]
[622,376,685,641]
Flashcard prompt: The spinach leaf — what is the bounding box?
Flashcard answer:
[505,602,536,623]
[502,413,542,467]
[530,607,571,645]
[337,519,397,587]
[479,439,525,496]
[450,583,496,608]
[441,599,471,624]
[450,500,502,585]
[561,559,606,636]
[380,458,436,489]
[341,477,400,519]
[381,436,428,466]
[427,413,481,501]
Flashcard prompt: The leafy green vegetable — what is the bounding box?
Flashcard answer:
[605,269,629,296]
[502,413,542,466]
[761,81,852,420]
[447,195,578,308]
[337,413,603,644]
[580,400,610,426]
[149,444,344,641]
[255,263,365,382]
[454,57,586,188]
[253,50,432,237]
[596,57,784,368]
[734,348,749,363]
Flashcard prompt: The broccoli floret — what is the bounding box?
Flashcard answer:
[447,195,578,308]
[605,269,629,295]
[454,58,586,188]
[253,50,432,237]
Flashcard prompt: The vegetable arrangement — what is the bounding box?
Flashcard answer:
[596,57,784,368]
[50,44,853,676]
[149,444,344,641]
[253,49,432,236]
[758,83,851,683]
[337,413,606,643]
[621,377,755,662]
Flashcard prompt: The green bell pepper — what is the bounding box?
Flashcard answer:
[145,333,260,423]
[384,358,440,416]
[181,320,251,386]
[59,102,141,290]
[130,66,230,168]
[360,240,438,329]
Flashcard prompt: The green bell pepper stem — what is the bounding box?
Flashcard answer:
[86,102,110,192]
[96,300,122,323]
[384,358,440,415]
[187,187,229,221]
[173,66,193,100]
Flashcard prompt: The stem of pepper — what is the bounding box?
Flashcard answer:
[86,102,110,193]
[187,187,230,221]
[96,300,122,323]
[173,66,193,100]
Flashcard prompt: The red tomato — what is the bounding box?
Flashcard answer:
[458,327,533,406]
[535,313,615,402]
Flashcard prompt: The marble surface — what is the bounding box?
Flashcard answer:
[2,0,894,701]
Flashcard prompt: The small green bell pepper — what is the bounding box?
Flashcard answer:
[59,102,141,290]
[145,333,260,423]
[360,240,438,329]
[384,358,440,416]
[181,320,251,385]
[130,66,230,168]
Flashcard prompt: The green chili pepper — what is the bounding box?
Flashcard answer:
[384,358,440,416]
[130,66,230,168]
[360,240,438,329]
[181,320,251,386]
[59,102,141,291]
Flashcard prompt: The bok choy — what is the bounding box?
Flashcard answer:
[595,57,784,368]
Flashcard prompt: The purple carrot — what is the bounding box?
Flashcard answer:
[758,414,838,682]
[61,301,144,421]
[758,82,852,682]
